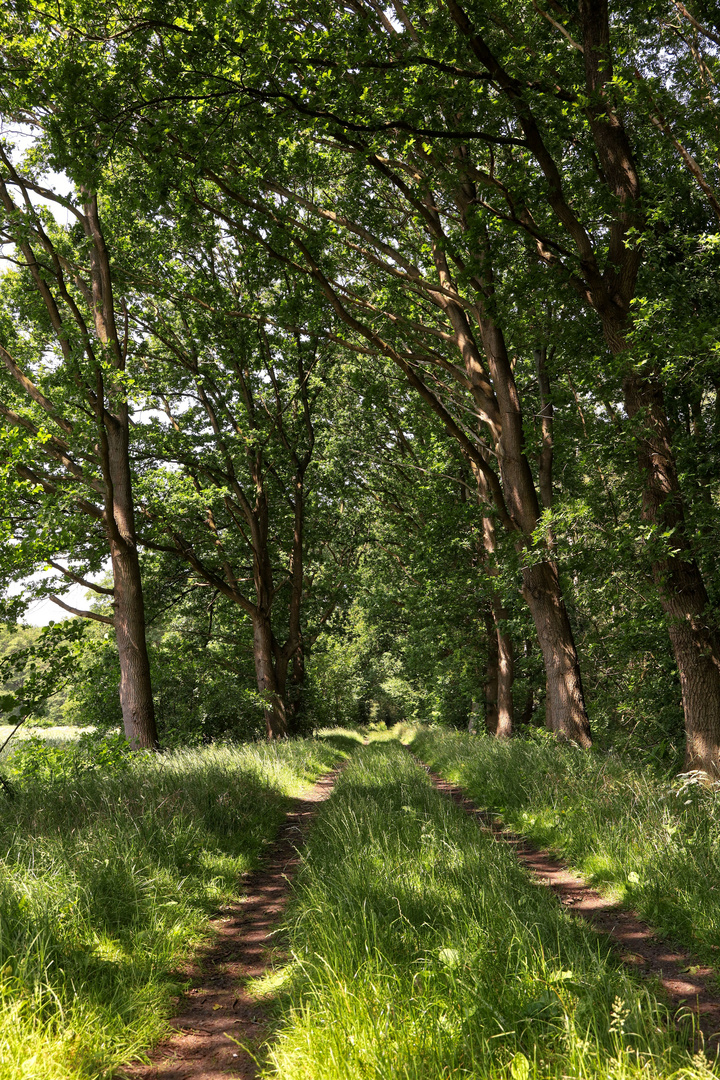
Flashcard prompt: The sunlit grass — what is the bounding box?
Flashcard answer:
[262,743,712,1079]
[0,725,93,756]
[0,736,343,1079]
[412,728,720,969]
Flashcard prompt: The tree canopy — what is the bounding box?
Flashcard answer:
[0,0,718,769]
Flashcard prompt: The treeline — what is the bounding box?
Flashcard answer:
[0,0,718,768]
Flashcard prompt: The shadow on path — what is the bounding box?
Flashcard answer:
[414,755,720,1049]
[117,769,340,1080]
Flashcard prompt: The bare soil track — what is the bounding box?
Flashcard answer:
[117,768,340,1080]
[416,757,720,1049]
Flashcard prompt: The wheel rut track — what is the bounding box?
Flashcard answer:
[413,754,720,1048]
[117,766,341,1080]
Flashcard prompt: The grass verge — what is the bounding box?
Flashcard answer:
[411,728,720,971]
[262,743,712,1079]
[0,735,342,1080]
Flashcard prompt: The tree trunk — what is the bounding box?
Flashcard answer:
[482,601,513,737]
[493,595,514,738]
[478,323,591,746]
[522,560,592,747]
[286,634,306,732]
[105,416,158,750]
[519,639,535,726]
[483,607,499,735]
[623,370,720,773]
[252,612,288,739]
[110,538,158,749]
[521,683,535,727]
[478,509,514,737]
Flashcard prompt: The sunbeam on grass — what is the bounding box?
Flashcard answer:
[412,729,720,970]
[0,736,343,1080]
[263,743,715,1080]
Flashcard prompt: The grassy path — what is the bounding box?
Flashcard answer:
[409,729,720,972]
[261,742,715,1080]
[0,738,343,1080]
[122,766,342,1080]
[413,753,720,1051]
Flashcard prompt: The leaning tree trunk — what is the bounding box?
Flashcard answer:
[521,560,592,748]
[479,321,592,747]
[623,370,720,773]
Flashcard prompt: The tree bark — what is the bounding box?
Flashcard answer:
[252,612,288,739]
[477,322,591,745]
[110,537,158,749]
[84,194,159,752]
[478,509,514,738]
[483,607,499,735]
[494,593,514,739]
[623,370,720,773]
[522,560,592,747]
[286,633,306,732]
[103,418,158,749]
[0,172,159,751]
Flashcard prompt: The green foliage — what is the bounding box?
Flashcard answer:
[0,734,341,1079]
[265,744,705,1079]
[0,621,88,725]
[6,730,131,783]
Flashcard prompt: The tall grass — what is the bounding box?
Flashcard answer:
[264,744,711,1080]
[0,736,341,1079]
[412,728,720,968]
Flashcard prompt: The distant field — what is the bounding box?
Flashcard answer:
[0,725,94,755]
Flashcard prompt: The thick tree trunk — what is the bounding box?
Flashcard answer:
[479,323,591,746]
[252,613,288,739]
[522,560,592,747]
[105,416,158,750]
[623,370,720,773]
[110,539,158,749]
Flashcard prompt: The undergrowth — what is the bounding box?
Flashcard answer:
[0,734,341,1079]
[411,728,720,970]
[262,743,711,1079]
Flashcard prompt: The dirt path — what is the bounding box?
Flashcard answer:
[118,768,340,1080]
[415,758,720,1048]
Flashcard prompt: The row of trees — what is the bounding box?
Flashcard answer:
[0,0,718,769]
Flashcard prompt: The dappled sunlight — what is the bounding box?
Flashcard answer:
[0,736,343,1079]
[264,744,707,1080]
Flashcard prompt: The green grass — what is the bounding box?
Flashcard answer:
[261,743,712,1080]
[411,728,720,971]
[0,736,342,1079]
[0,725,93,756]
